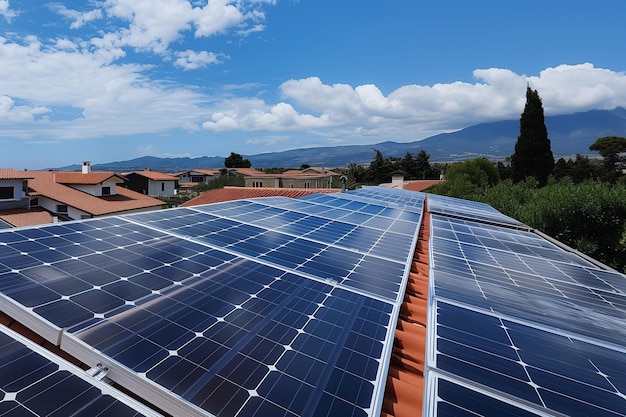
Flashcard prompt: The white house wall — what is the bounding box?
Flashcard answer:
[147,180,176,197]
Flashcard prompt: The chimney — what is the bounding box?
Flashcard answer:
[82,161,92,174]
[390,170,405,189]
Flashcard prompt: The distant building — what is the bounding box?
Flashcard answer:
[233,167,339,189]
[125,170,179,197]
[0,163,164,228]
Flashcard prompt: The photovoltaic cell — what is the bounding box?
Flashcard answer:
[427,193,525,227]
[0,326,160,417]
[427,193,626,417]
[0,186,421,417]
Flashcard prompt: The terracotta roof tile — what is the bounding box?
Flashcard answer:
[181,187,341,206]
[226,168,266,176]
[129,171,179,181]
[0,168,34,180]
[402,180,442,192]
[27,171,164,216]
[53,172,126,185]
[0,207,53,228]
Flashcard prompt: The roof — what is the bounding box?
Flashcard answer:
[226,167,266,176]
[282,167,339,176]
[127,171,179,181]
[177,168,220,176]
[0,187,624,417]
[53,171,126,185]
[27,170,164,216]
[0,168,34,180]
[402,180,443,191]
[0,207,53,228]
[181,186,341,206]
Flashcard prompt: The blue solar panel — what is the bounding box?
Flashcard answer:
[428,193,525,227]
[0,187,423,417]
[427,194,626,417]
[0,326,160,416]
[62,263,395,417]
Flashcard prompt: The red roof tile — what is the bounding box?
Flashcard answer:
[0,207,54,228]
[53,172,126,185]
[181,187,341,206]
[129,171,179,181]
[401,180,442,192]
[27,171,164,216]
[0,168,34,180]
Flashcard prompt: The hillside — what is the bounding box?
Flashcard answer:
[71,107,626,171]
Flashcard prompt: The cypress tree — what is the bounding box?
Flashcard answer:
[511,86,554,185]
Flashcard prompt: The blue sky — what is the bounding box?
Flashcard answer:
[2,1,626,169]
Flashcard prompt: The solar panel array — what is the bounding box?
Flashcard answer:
[0,325,161,416]
[0,187,424,417]
[426,204,626,416]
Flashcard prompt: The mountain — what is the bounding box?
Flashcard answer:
[72,107,626,171]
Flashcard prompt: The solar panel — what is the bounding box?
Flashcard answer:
[427,193,526,227]
[0,187,423,417]
[427,198,626,417]
[0,325,161,417]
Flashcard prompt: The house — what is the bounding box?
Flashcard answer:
[177,169,221,185]
[231,166,339,189]
[0,163,164,227]
[125,170,179,197]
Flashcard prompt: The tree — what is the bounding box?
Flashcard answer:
[415,150,432,179]
[429,158,499,198]
[365,149,394,184]
[510,86,554,185]
[589,136,626,180]
[224,152,251,168]
[400,152,418,179]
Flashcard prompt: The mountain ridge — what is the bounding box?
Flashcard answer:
[64,107,626,171]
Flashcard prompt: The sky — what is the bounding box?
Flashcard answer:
[2,1,626,169]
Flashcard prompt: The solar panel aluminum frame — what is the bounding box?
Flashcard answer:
[0,325,164,417]
[370,208,424,415]
[60,332,214,417]
[0,291,63,345]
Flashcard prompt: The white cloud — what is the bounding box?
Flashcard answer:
[201,64,626,144]
[49,4,103,29]
[0,0,17,22]
[174,50,223,70]
[0,95,50,123]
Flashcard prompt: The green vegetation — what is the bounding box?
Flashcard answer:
[224,152,252,168]
[428,160,626,273]
[511,86,555,185]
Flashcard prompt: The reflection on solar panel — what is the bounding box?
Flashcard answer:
[0,325,160,416]
[0,187,423,417]
[427,200,626,416]
[427,193,526,227]
[2,185,625,416]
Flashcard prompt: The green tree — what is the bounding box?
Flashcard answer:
[224,152,252,168]
[365,149,394,184]
[589,136,626,181]
[511,86,554,186]
[415,150,432,179]
[400,152,418,179]
[429,158,499,198]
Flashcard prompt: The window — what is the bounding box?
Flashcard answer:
[252,181,263,188]
[191,176,204,183]
[304,182,311,189]
[0,186,14,200]
[81,215,91,219]
[56,204,68,213]
[101,186,111,196]
[161,183,165,192]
